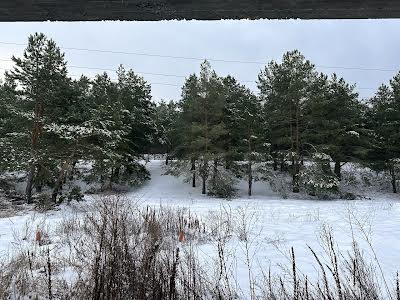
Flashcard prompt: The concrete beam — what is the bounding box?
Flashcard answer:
[2,1,399,21]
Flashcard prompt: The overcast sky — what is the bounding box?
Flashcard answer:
[0,19,399,102]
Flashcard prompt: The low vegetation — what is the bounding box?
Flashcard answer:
[0,197,399,299]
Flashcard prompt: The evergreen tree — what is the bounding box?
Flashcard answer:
[175,61,227,194]
[116,66,156,157]
[6,33,69,203]
[304,73,364,180]
[366,76,400,193]
[196,61,227,194]
[43,75,115,201]
[222,76,264,196]
[0,79,28,173]
[258,50,317,192]
[87,72,129,189]
[154,100,179,165]
[177,74,202,188]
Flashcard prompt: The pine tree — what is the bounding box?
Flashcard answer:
[0,79,28,173]
[196,61,227,194]
[43,75,113,201]
[6,33,69,203]
[88,72,128,189]
[175,61,227,194]
[154,100,179,165]
[177,74,202,188]
[304,73,364,180]
[222,76,264,196]
[116,66,156,157]
[366,76,400,193]
[258,50,317,192]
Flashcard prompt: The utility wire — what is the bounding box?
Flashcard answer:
[0,66,180,87]
[0,64,378,92]
[0,58,376,90]
[0,41,399,72]
[0,63,378,90]
[0,58,188,79]
[0,57,256,82]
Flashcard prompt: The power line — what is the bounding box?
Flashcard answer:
[0,57,255,82]
[0,40,399,73]
[0,66,180,87]
[0,58,257,84]
[0,41,263,64]
[0,58,189,79]
[0,65,378,92]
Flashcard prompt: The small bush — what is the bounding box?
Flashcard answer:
[300,153,339,199]
[269,173,291,199]
[120,162,151,186]
[34,193,55,211]
[341,191,357,200]
[207,170,237,199]
[66,186,84,202]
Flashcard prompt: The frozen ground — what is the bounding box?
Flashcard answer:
[1,160,400,295]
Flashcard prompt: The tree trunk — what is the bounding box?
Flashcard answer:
[291,103,300,193]
[165,155,169,165]
[191,159,196,188]
[292,160,300,193]
[248,162,252,196]
[247,137,253,196]
[51,162,69,203]
[280,158,285,172]
[273,157,278,171]
[112,166,120,183]
[69,160,78,180]
[202,94,208,196]
[390,167,397,193]
[334,161,342,181]
[108,169,113,191]
[25,164,35,204]
[35,164,42,193]
[212,159,218,187]
[225,156,232,170]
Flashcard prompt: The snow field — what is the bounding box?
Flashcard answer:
[0,159,399,298]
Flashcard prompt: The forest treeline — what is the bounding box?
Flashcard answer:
[0,33,399,203]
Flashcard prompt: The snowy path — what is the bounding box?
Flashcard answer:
[0,160,400,293]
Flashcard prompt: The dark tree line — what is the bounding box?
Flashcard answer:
[1,35,399,203]
[155,51,400,196]
[0,33,157,203]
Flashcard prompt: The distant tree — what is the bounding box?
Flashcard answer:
[0,79,28,173]
[258,50,317,192]
[196,61,227,194]
[44,75,124,201]
[154,100,179,165]
[304,73,364,180]
[222,76,264,196]
[174,61,227,194]
[176,74,201,187]
[365,77,400,193]
[6,33,69,203]
[116,65,156,157]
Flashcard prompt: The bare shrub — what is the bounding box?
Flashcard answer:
[258,226,396,300]
[61,196,222,299]
[1,196,398,299]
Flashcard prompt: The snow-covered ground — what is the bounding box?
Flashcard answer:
[1,160,400,296]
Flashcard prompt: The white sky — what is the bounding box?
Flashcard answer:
[0,19,399,102]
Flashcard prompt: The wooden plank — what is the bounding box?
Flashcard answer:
[2,1,400,21]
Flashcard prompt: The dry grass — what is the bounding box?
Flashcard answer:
[0,196,398,299]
